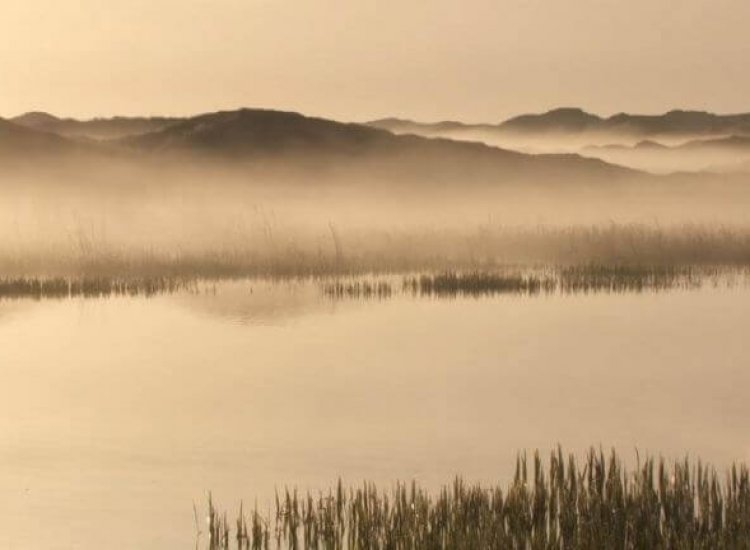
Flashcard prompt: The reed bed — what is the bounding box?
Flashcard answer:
[322,280,394,300]
[0,276,192,300]
[403,272,554,298]
[399,265,733,299]
[200,449,750,550]
[0,264,744,302]
[557,265,704,294]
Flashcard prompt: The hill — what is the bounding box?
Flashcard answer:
[681,135,750,151]
[122,108,639,184]
[368,109,750,144]
[501,108,603,134]
[11,112,180,140]
[588,135,750,153]
[0,117,82,157]
[122,108,396,157]
[580,134,750,174]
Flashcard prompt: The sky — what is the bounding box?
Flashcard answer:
[2,0,749,122]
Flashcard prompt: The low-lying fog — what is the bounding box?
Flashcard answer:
[380,128,750,175]
[2,161,750,277]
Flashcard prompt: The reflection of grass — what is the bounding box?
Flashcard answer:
[201,448,750,549]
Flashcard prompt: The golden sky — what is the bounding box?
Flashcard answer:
[2,0,749,122]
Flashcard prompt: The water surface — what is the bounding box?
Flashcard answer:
[1,281,749,549]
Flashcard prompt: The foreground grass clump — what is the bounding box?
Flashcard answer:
[200,449,750,549]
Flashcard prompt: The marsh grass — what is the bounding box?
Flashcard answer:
[1,264,745,302]
[321,280,394,300]
[357,265,742,300]
[201,448,750,549]
[0,276,193,300]
[556,265,707,294]
[6,223,750,281]
[403,272,554,298]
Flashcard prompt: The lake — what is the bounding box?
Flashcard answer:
[1,280,749,549]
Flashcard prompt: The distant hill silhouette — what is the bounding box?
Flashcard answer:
[0,117,82,157]
[122,109,395,156]
[11,111,180,140]
[680,135,750,151]
[121,108,638,184]
[501,108,602,133]
[601,111,750,137]
[368,108,750,141]
[587,135,750,153]
[368,117,496,136]
[579,133,750,174]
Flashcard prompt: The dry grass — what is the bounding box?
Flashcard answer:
[5,223,750,280]
[0,276,192,300]
[326,265,742,301]
[1,264,745,302]
[200,448,750,549]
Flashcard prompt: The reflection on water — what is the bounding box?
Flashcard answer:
[1,281,750,549]
[178,279,338,325]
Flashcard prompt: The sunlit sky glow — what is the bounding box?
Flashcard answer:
[2,0,749,122]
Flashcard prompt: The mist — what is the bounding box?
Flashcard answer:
[2,151,750,280]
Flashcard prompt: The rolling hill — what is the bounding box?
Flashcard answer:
[0,117,83,157]
[368,108,750,144]
[581,134,750,174]
[587,135,750,153]
[0,107,650,187]
[120,108,639,184]
[11,111,180,140]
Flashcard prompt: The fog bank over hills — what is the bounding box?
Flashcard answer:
[368,108,750,174]
[583,135,750,174]
[6,105,750,176]
[1,108,638,188]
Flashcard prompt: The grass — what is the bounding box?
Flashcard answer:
[403,271,553,297]
[199,448,750,549]
[0,264,744,301]
[322,280,394,300]
[6,223,750,280]
[345,265,738,300]
[557,265,704,294]
[0,276,192,300]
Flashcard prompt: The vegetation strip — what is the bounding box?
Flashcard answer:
[199,448,750,549]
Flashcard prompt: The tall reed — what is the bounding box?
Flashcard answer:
[0,276,191,300]
[201,448,750,549]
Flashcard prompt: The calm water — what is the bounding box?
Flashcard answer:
[1,281,750,549]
